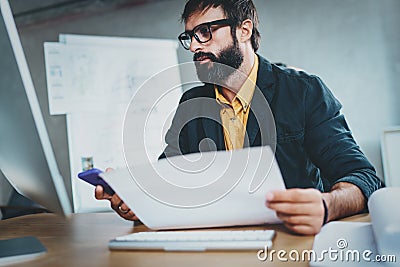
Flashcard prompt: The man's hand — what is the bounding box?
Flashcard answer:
[94,168,138,221]
[266,183,366,235]
[266,188,325,235]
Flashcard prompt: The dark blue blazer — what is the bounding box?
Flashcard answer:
[160,55,382,199]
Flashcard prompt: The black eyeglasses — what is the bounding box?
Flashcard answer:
[178,19,232,50]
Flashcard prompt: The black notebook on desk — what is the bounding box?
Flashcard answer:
[0,236,47,266]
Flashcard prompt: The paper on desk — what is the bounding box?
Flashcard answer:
[100,146,285,229]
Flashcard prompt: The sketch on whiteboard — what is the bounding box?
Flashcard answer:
[44,34,182,212]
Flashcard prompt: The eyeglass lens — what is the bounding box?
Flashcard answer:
[180,24,211,49]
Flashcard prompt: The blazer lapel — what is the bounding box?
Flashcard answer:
[200,84,225,151]
[245,54,276,147]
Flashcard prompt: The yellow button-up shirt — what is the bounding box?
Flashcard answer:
[215,55,259,150]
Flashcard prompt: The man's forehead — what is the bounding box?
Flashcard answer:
[185,6,226,31]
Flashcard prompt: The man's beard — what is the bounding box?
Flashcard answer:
[193,40,244,84]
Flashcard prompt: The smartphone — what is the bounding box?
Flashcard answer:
[77,168,115,195]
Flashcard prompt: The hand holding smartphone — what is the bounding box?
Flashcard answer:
[77,168,115,195]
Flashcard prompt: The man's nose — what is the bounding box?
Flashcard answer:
[189,36,203,53]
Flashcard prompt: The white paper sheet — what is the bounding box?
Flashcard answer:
[101,146,285,230]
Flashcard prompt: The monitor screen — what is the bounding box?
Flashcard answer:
[0,0,72,216]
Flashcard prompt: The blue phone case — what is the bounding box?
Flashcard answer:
[77,168,115,195]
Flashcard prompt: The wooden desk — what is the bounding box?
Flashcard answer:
[0,213,369,267]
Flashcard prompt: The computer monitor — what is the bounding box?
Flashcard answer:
[0,0,72,216]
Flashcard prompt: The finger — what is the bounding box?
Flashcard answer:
[105,167,114,172]
[284,223,319,235]
[266,188,321,203]
[119,202,130,213]
[95,185,112,200]
[266,188,320,203]
[115,201,137,221]
[267,202,321,216]
[276,212,318,226]
[110,194,123,211]
[119,210,137,221]
[285,224,319,235]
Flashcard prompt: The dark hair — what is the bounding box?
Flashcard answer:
[181,0,261,52]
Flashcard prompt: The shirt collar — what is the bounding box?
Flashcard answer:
[214,54,259,113]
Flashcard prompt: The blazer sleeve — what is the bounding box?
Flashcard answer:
[303,76,383,199]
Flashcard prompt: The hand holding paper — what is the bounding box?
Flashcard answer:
[94,168,137,221]
[266,188,325,235]
[100,146,286,229]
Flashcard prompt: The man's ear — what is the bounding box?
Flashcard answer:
[237,19,253,43]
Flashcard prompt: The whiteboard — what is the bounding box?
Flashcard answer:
[44,34,181,212]
[44,38,179,115]
[381,127,400,187]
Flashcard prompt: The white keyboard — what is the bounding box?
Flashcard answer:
[109,230,275,251]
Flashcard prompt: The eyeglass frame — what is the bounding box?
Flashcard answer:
[178,18,233,50]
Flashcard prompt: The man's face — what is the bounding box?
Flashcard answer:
[185,7,244,82]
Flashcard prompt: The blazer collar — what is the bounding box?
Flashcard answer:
[254,54,276,105]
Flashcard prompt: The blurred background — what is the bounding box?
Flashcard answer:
[1,0,399,219]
